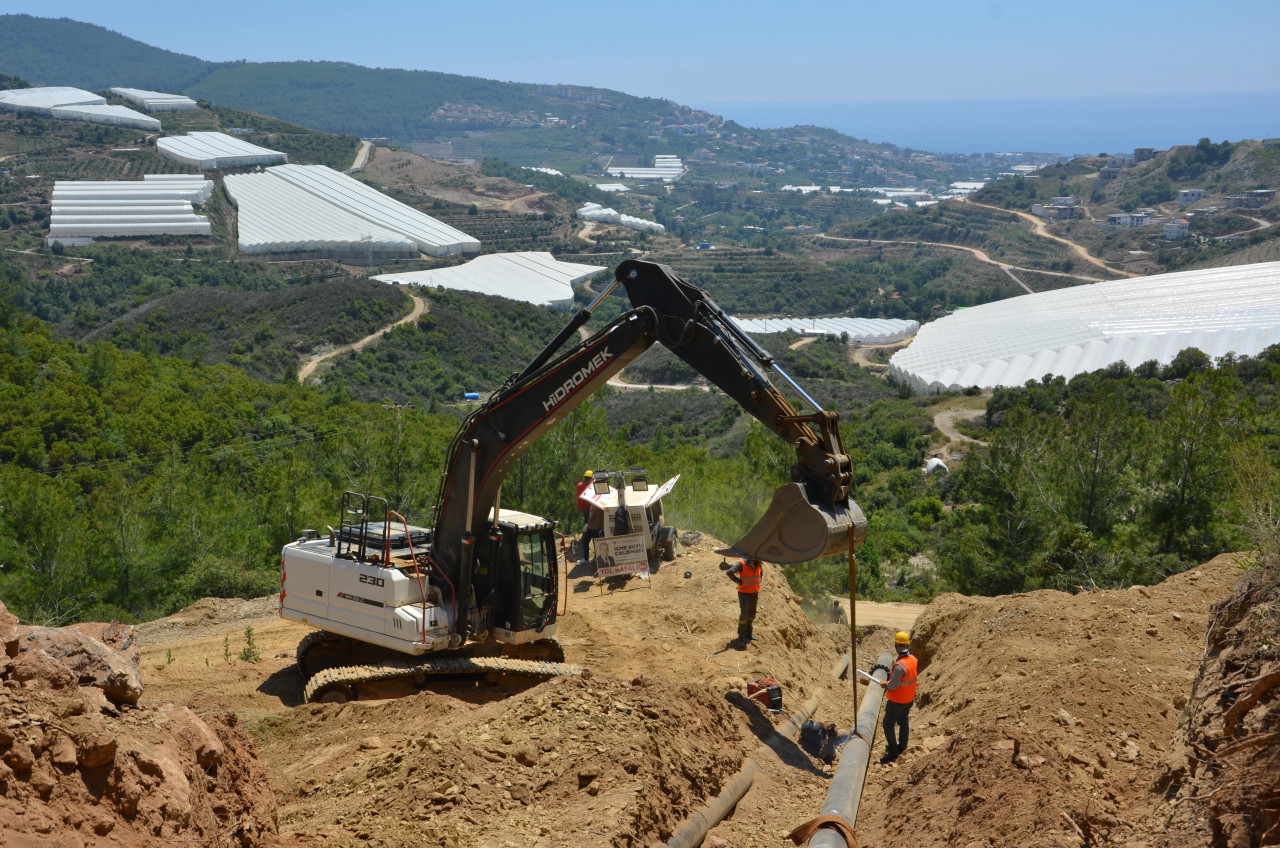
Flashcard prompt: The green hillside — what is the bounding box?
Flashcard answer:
[0,14,210,91]
[0,15,680,144]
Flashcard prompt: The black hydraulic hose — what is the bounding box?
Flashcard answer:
[513,279,619,384]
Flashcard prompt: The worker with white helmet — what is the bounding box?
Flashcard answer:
[877,631,918,764]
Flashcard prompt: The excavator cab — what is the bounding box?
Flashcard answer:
[478,509,559,644]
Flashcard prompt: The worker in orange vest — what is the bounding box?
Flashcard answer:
[877,631,918,764]
[726,558,763,649]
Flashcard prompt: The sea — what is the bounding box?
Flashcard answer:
[699,92,1280,157]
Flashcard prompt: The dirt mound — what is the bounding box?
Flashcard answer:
[1156,564,1280,847]
[266,675,746,848]
[0,601,280,847]
[854,554,1243,848]
[127,537,1256,846]
[135,535,861,847]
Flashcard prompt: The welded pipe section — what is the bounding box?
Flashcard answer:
[775,691,824,741]
[664,758,757,848]
[808,651,893,848]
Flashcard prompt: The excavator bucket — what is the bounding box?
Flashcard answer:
[717,482,868,565]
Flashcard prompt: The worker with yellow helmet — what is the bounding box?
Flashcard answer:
[877,631,918,764]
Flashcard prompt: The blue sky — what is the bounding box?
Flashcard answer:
[4,0,1278,105]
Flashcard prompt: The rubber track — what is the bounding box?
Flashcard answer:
[303,655,584,703]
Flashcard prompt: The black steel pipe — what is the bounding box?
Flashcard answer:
[662,688,824,848]
[807,651,893,848]
[664,758,757,848]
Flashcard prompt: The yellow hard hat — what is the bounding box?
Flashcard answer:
[894,631,910,645]
[584,470,593,478]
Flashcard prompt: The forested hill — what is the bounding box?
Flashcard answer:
[0,15,680,141]
[0,15,210,91]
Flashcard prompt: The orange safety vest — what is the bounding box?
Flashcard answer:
[737,559,762,594]
[886,653,918,704]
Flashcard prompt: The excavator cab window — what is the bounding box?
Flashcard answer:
[516,531,556,630]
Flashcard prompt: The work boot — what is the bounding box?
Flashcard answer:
[878,748,898,765]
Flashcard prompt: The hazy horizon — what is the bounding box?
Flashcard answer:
[703,92,1280,156]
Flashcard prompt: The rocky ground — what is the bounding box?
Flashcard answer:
[2,539,1271,847]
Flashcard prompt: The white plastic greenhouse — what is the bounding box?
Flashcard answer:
[49,104,160,132]
[265,165,480,256]
[158,132,286,169]
[49,176,214,241]
[576,203,664,234]
[888,261,1280,393]
[109,87,198,112]
[49,220,210,238]
[373,252,605,308]
[0,87,104,114]
[223,171,418,262]
[606,155,685,182]
[732,316,919,345]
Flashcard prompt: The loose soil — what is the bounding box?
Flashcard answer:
[359,148,558,214]
[115,545,1262,847]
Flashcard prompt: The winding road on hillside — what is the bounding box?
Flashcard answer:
[297,289,427,383]
[816,234,1105,294]
[959,197,1139,278]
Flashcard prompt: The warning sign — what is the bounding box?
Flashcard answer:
[592,533,649,577]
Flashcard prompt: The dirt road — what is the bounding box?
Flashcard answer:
[297,289,426,383]
[833,597,925,631]
[960,197,1138,278]
[817,234,1105,294]
[348,140,372,172]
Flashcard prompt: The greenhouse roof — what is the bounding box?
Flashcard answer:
[157,132,286,169]
[50,104,160,131]
[732,316,919,346]
[223,171,416,257]
[266,165,479,257]
[0,87,105,113]
[888,261,1280,393]
[109,87,198,111]
[372,252,605,308]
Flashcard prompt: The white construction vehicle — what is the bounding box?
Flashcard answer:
[572,468,680,570]
[279,259,868,703]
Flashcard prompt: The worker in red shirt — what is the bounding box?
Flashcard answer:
[575,470,593,526]
[877,631,918,764]
[726,558,763,649]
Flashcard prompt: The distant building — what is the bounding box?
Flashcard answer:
[1108,212,1151,228]
[1187,206,1220,217]
[1221,190,1273,209]
[1178,189,1205,205]
[1032,202,1080,220]
[1163,219,1190,240]
[1134,148,1156,162]
[1098,166,1123,181]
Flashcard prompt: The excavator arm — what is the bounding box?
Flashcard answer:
[430,260,867,636]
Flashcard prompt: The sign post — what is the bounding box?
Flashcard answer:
[592,533,649,579]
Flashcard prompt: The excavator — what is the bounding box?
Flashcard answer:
[279,259,868,702]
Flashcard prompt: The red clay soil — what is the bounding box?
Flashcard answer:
[1155,564,1280,848]
[855,553,1249,848]
[0,601,280,847]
